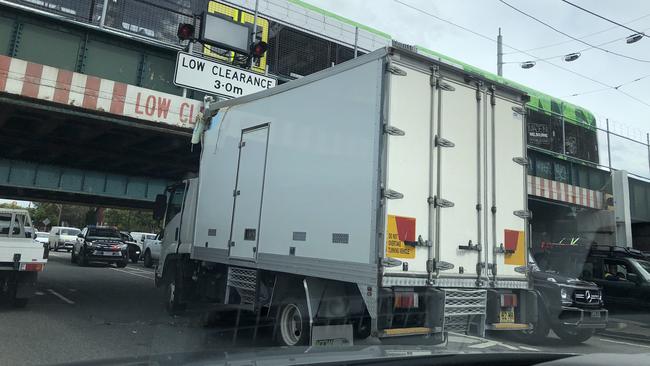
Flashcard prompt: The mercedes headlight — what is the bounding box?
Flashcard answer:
[560,288,568,300]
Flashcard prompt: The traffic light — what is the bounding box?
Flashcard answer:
[177,23,195,41]
[250,40,268,59]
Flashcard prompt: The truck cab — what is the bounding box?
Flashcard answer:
[0,209,47,307]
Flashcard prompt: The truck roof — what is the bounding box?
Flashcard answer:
[0,208,29,215]
[207,46,528,115]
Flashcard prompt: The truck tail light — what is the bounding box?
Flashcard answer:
[394,292,419,309]
[20,263,44,272]
[500,293,518,308]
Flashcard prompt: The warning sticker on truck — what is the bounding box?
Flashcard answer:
[504,229,525,266]
[386,215,416,259]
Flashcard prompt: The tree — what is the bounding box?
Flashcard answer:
[104,208,160,233]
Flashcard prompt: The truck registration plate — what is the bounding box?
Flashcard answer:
[591,311,601,318]
[499,310,515,323]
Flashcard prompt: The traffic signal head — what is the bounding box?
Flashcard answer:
[177,23,195,41]
[250,41,268,58]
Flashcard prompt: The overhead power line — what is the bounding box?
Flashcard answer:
[562,74,650,98]
[560,0,649,38]
[498,0,650,63]
[503,26,650,63]
[391,0,650,108]
[502,13,650,55]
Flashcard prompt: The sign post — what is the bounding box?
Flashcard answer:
[174,52,276,99]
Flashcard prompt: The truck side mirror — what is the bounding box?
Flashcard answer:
[153,194,167,221]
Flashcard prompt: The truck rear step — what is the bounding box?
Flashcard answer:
[443,289,487,336]
[380,327,433,337]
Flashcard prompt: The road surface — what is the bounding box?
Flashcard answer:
[1,252,649,365]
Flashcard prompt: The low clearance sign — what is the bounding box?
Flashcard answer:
[174,52,277,99]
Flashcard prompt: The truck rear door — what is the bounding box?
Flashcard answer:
[485,92,528,283]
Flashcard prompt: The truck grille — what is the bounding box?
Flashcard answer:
[443,289,487,334]
[573,289,601,305]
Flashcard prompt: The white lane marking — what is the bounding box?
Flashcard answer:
[123,266,154,274]
[35,291,45,296]
[47,289,75,305]
[110,267,153,280]
[599,338,650,349]
[499,342,519,351]
[469,341,499,349]
[518,346,540,352]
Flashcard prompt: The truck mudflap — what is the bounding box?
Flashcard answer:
[377,287,445,338]
[485,289,537,331]
[558,307,608,329]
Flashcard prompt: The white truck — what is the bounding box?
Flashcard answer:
[0,209,48,307]
[153,47,536,345]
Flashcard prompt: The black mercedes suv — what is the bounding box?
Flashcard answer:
[72,226,129,268]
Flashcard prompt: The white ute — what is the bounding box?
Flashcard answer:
[154,47,536,345]
[0,209,47,307]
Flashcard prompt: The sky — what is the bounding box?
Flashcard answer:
[307,0,650,175]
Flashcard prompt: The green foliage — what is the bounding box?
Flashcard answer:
[104,208,159,233]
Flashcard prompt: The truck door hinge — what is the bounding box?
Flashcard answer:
[458,240,481,251]
[381,257,403,267]
[429,259,454,272]
[383,189,404,200]
[514,210,532,219]
[435,135,455,148]
[233,189,240,197]
[387,65,407,76]
[239,141,246,148]
[437,80,456,92]
[513,157,529,166]
[384,124,406,136]
[512,106,526,115]
[434,196,454,208]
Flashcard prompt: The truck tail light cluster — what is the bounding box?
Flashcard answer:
[500,293,518,308]
[20,263,44,272]
[394,292,420,309]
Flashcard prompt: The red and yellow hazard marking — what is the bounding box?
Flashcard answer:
[386,215,416,259]
[504,229,525,266]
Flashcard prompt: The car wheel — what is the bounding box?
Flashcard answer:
[276,297,310,346]
[165,275,186,315]
[78,250,88,267]
[143,250,153,268]
[71,249,77,263]
[552,326,595,344]
[130,254,139,264]
[116,260,128,268]
[514,305,550,344]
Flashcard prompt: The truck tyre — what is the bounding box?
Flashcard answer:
[143,250,153,268]
[552,326,594,344]
[9,284,28,308]
[277,297,309,346]
[165,274,186,315]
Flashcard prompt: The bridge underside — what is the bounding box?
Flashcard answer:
[0,94,200,208]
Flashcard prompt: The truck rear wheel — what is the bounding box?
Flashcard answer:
[552,326,594,344]
[277,298,309,346]
[165,275,186,315]
[9,283,29,308]
[515,306,549,344]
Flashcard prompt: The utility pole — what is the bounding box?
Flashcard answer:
[497,28,503,76]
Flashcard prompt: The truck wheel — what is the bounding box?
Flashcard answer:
[165,275,186,315]
[553,326,594,344]
[9,284,28,308]
[353,316,372,340]
[277,298,309,346]
[143,250,153,268]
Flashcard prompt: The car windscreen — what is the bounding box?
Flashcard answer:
[61,228,80,236]
[635,259,650,280]
[87,228,121,240]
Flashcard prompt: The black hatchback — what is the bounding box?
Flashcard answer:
[72,226,129,268]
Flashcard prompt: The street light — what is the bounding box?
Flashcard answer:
[626,33,643,44]
[520,61,536,69]
[564,52,581,62]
